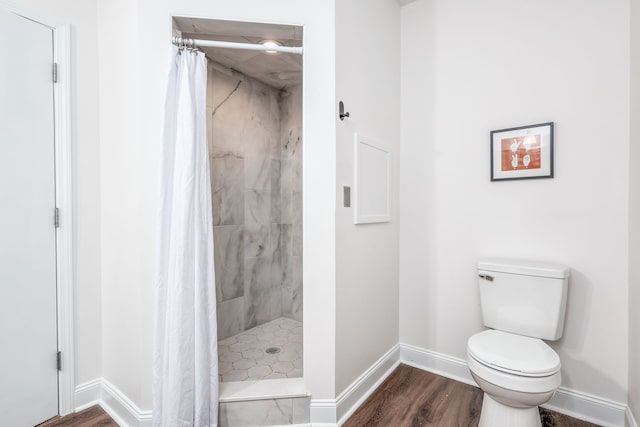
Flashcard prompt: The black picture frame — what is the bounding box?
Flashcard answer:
[490,122,554,181]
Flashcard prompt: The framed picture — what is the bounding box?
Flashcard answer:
[490,122,554,181]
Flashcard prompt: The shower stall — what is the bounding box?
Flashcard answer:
[173,17,303,383]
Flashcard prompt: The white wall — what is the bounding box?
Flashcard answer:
[4,0,102,387]
[97,0,150,407]
[629,0,640,419]
[334,0,401,396]
[399,0,630,403]
[96,0,337,410]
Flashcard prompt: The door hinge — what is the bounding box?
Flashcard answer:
[54,207,60,228]
[53,62,58,83]
[56,351,62,371]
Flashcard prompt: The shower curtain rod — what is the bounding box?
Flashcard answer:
[172,37,303,55]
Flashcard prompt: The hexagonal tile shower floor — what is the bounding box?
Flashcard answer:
[218,317,303,382]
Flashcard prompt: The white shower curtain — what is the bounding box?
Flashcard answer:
[154,46,218,427]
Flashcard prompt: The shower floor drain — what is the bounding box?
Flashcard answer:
[265,347,281,355]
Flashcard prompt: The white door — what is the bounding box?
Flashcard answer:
[0,8,59,426]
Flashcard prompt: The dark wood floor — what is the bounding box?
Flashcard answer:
[37,405,118,427]
[32,367,600,427]
[343,364,601,427]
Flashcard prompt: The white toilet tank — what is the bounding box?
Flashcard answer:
[477,258,570,341]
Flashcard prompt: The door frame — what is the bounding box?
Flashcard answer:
[0,2,75,417]
[53,24,74,417]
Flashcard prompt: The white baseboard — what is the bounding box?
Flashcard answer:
[75,378,102,411]
[627,406,639,427]
[399,342,627,427]
[400,342,475,386]
[75,379,152,427]
[101,379,152,427]
[310,344,401,426]
[309,399,339,425]
[336,344,401,425]
[543,387,626,427]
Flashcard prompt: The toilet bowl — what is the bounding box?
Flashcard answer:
[467,329,561,427]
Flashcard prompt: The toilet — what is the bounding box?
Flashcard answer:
[467,258,570,427]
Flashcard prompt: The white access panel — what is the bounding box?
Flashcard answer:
[354,134,391,224]
[0,8,59,426]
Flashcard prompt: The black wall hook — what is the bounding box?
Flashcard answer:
[339,101,350,120]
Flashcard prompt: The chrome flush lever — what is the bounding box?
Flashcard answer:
[478,274,494,282]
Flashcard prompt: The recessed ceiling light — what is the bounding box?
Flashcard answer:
[260,39,282,55]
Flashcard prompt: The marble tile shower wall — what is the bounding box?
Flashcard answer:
[208,64,302,340]
[279,85,302,323]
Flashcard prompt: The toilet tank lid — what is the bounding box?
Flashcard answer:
[478,258,570,279]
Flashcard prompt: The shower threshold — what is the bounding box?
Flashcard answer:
[219,377,308,403]
[218,317,303,382]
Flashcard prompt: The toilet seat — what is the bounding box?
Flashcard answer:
[466,330,562,395]
[467,353,561,395]
[467,330,560,377]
